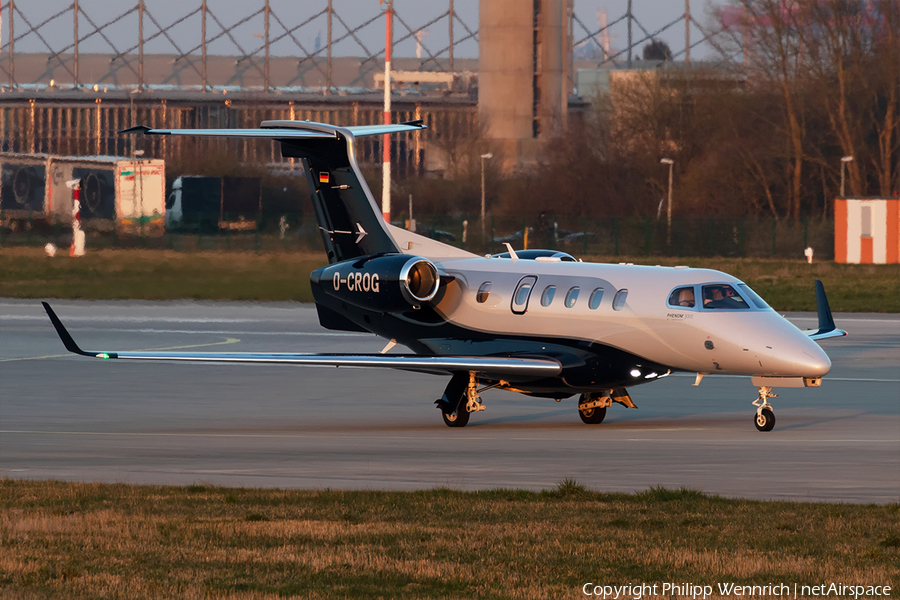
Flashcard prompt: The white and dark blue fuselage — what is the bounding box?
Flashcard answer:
[43,119,843,430]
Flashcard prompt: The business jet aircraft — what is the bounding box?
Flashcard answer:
[43,120,846,431]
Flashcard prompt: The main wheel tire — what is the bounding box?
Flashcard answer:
[442,406,470,428]
[754,408,775,432]
[578,405,607,424]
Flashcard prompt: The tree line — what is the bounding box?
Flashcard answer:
[410,0,898,223]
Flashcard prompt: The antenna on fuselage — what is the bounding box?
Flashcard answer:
[503,243,519,263]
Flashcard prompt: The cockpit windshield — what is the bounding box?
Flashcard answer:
[737,283,771,309]
[701,284,749,309]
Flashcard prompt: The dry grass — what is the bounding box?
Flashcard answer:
[1,247,898,311]
[1,480,898,599]
[0,247,326,303]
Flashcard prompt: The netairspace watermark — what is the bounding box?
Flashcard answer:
[581,582,893,599]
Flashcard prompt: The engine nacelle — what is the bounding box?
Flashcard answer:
[311,254,440,313]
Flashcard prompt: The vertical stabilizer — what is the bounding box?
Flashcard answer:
[281,130,399,263]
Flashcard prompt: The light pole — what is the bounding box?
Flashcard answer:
[130,88,141,158]
[840,156,853,197]
[480,152,492,238]
[660,158,674,246]
[381,0,393,222]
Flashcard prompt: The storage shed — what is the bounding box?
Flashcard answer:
[834,198,900,264]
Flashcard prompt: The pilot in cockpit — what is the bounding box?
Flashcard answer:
[703,286,725,306]
[677,288,695,307]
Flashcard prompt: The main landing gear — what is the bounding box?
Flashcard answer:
[578,393,611,424]
[752,386,777,432]
[577,389,636,424]
[435,372,488,428]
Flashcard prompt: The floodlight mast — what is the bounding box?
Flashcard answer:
[480,153,493,239]
[840,156,853,197]
[381,0,393,222]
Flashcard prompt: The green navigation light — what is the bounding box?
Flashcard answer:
[98,353,110,359]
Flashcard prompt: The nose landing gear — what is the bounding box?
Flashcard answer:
[435,372,488,428]
[752,386,777,431]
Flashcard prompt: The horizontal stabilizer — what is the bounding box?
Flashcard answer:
[120,127,335,140]
[42,303,560,378]
[121,120,427,140]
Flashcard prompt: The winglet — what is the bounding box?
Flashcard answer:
[807,281,847,340]
[42,302,93,357]
[814,280,835,332]
[119,125,153,135]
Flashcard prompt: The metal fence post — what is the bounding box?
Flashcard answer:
[644,216,652,256]
[582,216,588,256]
[771,219,777,256]
[675,216,682,257]
[522,216,527,250]
[613,217,619,256]
[491,215,495,254]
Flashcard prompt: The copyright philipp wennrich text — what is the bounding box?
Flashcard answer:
[581,582,893,598]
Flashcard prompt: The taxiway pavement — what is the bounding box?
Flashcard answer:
[2,299,897,502]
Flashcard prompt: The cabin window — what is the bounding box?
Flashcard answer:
[702,284,749,309]
[668,286,695,308]
[737,283,770,309]
[565,286,580,308]
[541,285,556,307]
[476,282,492,303]
[613,289,628,311]
[511,276,538,314]
[588,287,604,310]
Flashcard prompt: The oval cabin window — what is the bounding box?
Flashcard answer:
[541,285,556,307]
[476,282,492,303]
[613,289,628,311]
[589,288,604,310]
[565,286,580,308]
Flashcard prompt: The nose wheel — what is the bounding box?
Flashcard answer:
[435,372,486,428]
[752,386,777,432]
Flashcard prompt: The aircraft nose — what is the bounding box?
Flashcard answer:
[798,344,831,377]
[778,336,831,377]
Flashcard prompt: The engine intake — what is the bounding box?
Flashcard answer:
[311,254,441,314]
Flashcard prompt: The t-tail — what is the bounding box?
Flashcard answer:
[122,119,427,263]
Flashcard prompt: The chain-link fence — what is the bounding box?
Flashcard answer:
[1,211,835,260]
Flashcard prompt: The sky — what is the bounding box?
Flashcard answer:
[4,1,728,63]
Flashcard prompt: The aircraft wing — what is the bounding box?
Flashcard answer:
[42,303,560,378]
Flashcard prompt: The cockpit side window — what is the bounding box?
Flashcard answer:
[668,286,695,308]
[702,284,749,309]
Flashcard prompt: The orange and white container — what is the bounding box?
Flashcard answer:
[834,198,900,264]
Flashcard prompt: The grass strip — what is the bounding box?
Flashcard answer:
[2,247,898,312]
[1,479,898,599]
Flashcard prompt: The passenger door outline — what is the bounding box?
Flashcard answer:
[511,276,538,315]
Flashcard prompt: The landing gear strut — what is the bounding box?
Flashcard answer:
[435,372,486,428]
[578,392,611,424]
[752,386,777,432]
